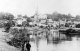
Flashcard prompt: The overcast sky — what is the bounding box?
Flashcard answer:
[0,0,80,16]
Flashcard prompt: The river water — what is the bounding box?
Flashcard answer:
[30,37,80,51]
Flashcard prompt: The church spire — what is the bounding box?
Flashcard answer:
[34,3,39,21]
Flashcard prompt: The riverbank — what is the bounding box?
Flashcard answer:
[0,28,20,51]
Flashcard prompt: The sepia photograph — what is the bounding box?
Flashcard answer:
[0,0,80,51]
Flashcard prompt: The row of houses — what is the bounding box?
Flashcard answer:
[13,14,58,28]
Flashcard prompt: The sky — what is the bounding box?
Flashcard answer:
[0,0,80,17]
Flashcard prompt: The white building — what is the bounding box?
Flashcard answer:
[15,17,27,25]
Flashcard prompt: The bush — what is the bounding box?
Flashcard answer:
[0,23,4,28]
[7,28,30,48]
[76,24,80,28]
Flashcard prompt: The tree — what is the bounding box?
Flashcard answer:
[47,12,63,21]
[46,12,72,21]
[76,24,80,28]
[23,15,28,19]
[1,13,14,20]
[27,17,32,22]
[0,12,15,28]
[17,14,23,18]
[22,21,27,27]
[7,28,30,51]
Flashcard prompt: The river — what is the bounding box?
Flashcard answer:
[30,36,80,51]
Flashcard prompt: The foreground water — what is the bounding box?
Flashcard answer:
[30,37,80,51]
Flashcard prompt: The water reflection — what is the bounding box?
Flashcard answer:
[30,30,80,51]
[31,36,80,51]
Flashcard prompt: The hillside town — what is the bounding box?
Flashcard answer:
[0,0,80,51]
[0,11,80,51]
